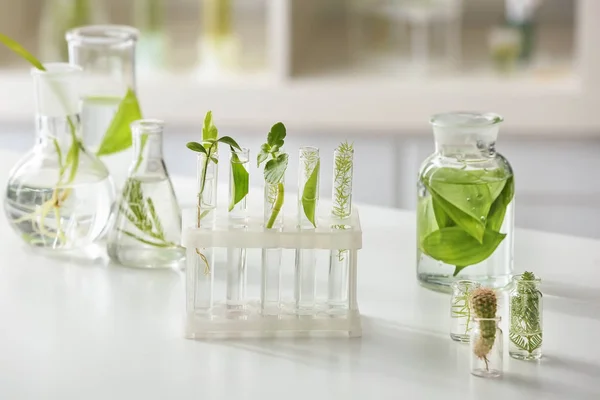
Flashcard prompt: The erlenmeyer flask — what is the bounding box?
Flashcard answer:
[107,120,185,268]
[3,63,115,250]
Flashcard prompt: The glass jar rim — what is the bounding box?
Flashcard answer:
[473,316,501,322]
[66,25,139,46]
[231,147,250,154]
[430,112,504,128]
[30,62,83,77]
[512,274,542,283]
[451,280,482,290]
[131,119,164,135]
[300,145,319,153]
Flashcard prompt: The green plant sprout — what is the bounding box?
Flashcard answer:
[332,141,354,219]
[0,33,143,247]
[510,271,543,354]
[186,111,243,224]
[257,122,288,229]
[186,111,243,273]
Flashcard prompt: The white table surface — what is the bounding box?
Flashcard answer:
[0,149,599,400]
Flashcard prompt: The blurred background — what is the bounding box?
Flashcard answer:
[0,0,599,238]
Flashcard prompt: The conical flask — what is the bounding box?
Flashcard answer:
[3,63,115,250]
[107,120,184,268]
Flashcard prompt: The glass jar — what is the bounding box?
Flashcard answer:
[450,280,481,342]
[417,112,514,293]
[107,120,184,268]
[66,25,139,189]
[470,317,503,378]
[4,63,114,250]
[509,273,543,360]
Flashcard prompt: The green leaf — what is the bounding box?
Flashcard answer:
[187,141,207,154]
[301,159,320,227]
[96,88,143,156]
[487,176,514,231]
[417,196,438,244]
[428,187,486,244]
[267,122,286,147]
[264,153,288,184]
[421,227,506,275]
[424,168,507,243]
[432,197,454,229]
[229,153,249,211]
[257,150,269,167]
[0,33,45,70]
[202,111,218,142]
[217,136,242,151]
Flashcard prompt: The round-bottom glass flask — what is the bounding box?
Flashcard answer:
[417,112,515,293]
[4,63,114,251]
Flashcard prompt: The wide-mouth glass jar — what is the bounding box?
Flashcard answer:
[417,112,515,293]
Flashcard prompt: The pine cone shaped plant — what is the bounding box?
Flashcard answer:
[470,287,498,370]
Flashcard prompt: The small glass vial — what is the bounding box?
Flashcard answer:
[509,273,543,360]
[295,146,320,313]
[450,280,481,342]
[261,175,285,315]
[187,151,219,314]
[226,148,250,311]
[470,317,503,378]
[107,120,184,268]
[328,142,354,313]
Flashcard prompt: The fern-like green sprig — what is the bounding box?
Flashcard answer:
[332,141,354,219]
[510,271,543,354]
[118,178,177,248]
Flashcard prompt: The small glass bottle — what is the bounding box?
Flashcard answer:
[4,63,114,251]
[187,151,218,313]
[328,142,354,313]
[107,120,184,268]
[66,25,139,188]
[226,148,250,311]
[509,273,543,360]
[417,112,515,293]
[450,280,481,342]
[470,317,503,378]
[261,175,285,315]
[295,146,320,313]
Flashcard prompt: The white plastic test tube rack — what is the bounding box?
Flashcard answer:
[182,210,363,338]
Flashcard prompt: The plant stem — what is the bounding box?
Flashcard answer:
[266,182,284,229]
[197,150,211,228]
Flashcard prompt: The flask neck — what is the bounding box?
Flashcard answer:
[130,120,166,177]
[36,115,81,147]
